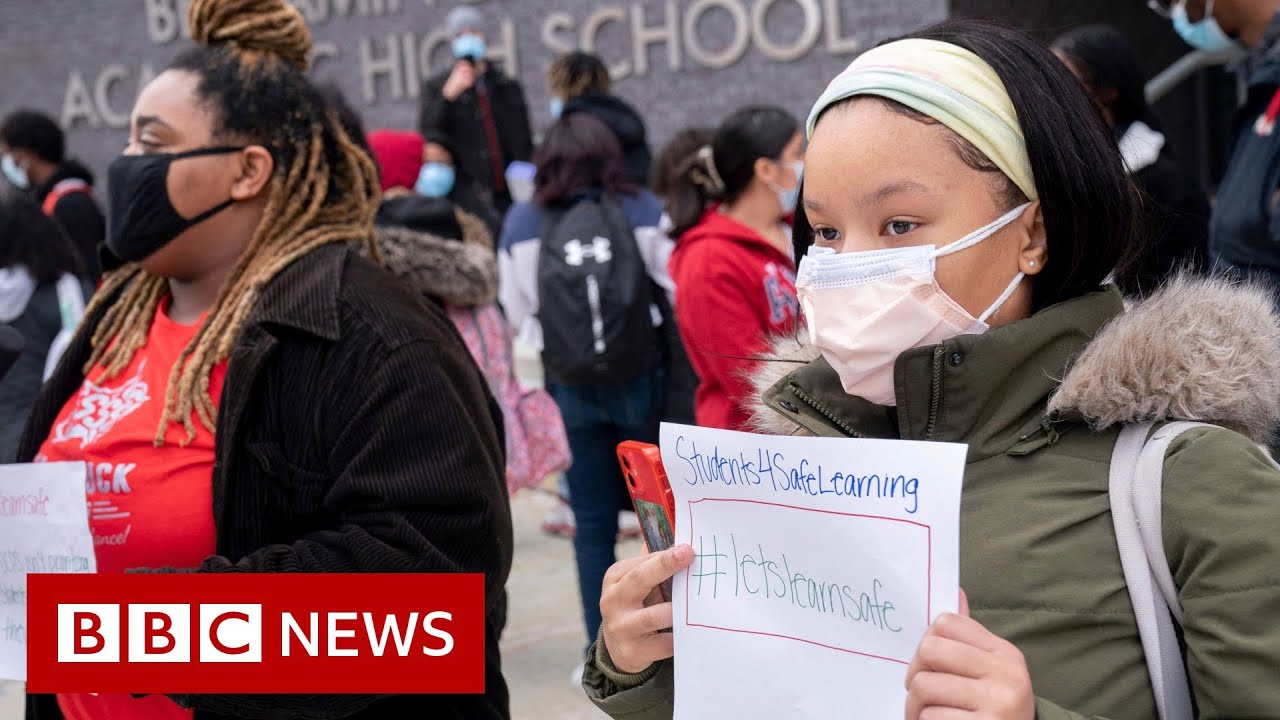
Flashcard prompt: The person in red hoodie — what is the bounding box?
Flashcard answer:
[666,106,804,430]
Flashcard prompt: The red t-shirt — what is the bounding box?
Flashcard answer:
[38,300,225,720]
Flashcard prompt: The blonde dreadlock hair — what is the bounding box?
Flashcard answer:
[547,52,611,100]
[83,0,381,446]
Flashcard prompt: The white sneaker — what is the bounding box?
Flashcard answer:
[541,501,575,538]
[617,510,642,540]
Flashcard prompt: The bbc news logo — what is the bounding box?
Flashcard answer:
[58,604,456,663]
[59,603,266,663]
[29,574,484,694]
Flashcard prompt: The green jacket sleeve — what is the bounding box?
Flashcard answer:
[1033,697,1109,719]
[1035,427,1280,720]
[1160,427,1280,717]
[582,631,674,719]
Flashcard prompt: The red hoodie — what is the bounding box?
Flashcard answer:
[669,209,800,431]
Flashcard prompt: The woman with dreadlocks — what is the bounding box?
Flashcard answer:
[19,1,511,719]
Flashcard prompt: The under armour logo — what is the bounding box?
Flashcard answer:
[564,237,612,266]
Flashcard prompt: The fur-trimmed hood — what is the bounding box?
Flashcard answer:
[1049,274,1280,444]
[746,275,1280,444]
[374,204,498,307]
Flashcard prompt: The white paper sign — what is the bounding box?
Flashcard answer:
[660,423,966,719]
[0,462,96,682]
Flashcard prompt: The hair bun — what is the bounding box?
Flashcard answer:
[188,0,312,72]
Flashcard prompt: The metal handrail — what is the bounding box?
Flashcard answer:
[1146,46,1247,103]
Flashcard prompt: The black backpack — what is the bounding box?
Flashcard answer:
[537,194,657,386]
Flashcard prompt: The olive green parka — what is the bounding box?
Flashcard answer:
[584,277,1280,719]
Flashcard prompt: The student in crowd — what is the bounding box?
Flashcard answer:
[0,196,88,462]
[549,51,653,186]
[665,106,803,431]
[367,126,571,497]
[368,128,503,238]
[585,19,1280,719]
[498,112,669,657]
[423,131,504,238]
[0,110,106,281]
[419,5,533,214]
[1150,0,1280,292]
[20,1,512,718]
[647,127,715,427]
[1052,24,1210,296]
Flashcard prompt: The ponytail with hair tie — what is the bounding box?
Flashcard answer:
[689,145,726,198]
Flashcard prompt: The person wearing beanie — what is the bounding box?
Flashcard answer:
[368,128,424,193]
[419,5,533,214]
[369,128,503,238]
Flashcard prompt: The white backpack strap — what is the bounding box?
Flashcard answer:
[1110,421,1201,720]
[42,274,85,381]
[1133,422,1215,622]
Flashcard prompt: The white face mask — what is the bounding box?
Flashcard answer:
[795,203,1032,406]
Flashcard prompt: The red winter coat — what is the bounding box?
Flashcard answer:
[669,209,799,431]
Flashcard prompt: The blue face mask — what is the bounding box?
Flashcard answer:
[1,154,29,189]
[770,160,804,215]
[549,97,565,120]
[416,162,456,199]
[452,34,487,62]
[1171,0,1237,53]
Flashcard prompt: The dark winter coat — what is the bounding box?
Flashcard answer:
[35,160,105,282]
[20,244,513,720]
[375,196,499,308]
[1114,120,1210,296]
[0,283,59,462]
[564,91,653,187]
[1211,12,1280,289]
[419,66,534,213]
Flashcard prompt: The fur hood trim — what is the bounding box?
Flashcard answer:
[1050,274,1280,444]
[742,334,820,436]
[375,209,498,307]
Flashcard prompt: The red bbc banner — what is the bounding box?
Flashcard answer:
[26,573,486,694]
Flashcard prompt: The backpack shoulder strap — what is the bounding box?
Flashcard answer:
[41,178,91,217]
[1111,421,1211,720]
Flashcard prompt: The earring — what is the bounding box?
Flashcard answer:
[1028,260,1037,268]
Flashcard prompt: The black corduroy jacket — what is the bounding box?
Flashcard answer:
[19,244,513,720]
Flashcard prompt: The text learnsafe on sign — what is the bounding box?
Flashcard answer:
[25,574,485,694]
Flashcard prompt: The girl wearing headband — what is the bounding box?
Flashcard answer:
[586,18,1280,720]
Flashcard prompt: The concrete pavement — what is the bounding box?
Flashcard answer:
[503,341,643,719]
[502,487,643,720]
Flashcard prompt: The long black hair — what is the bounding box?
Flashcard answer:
[667,106,798,238]
[1051,24,1148,129]
[0,195,83,284]
[802,18,1139,312]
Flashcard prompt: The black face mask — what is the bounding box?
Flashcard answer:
[106,146,245,263]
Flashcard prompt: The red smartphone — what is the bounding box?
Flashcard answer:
[618,441,677,601]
